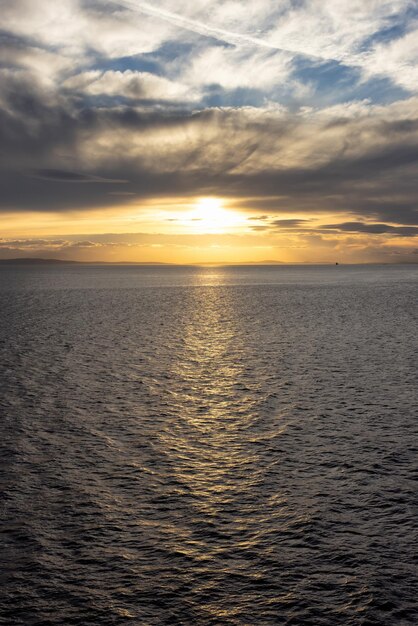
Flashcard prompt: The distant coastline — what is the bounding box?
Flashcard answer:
[0,258,80,265]
[0,258,170,266]
[0,258,285,266]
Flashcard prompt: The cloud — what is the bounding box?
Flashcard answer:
[116,0,294,54]
[27,168,128,183]
[0,82,418,225]
[360,21,418,92]
[272,219,311,228]
[1,229,417,264]
[63,69,200,102]
[0,238,68,248]
[2,0,417,102]
[321,222,418,236]
[1,0,418,260]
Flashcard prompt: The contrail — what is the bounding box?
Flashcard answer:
[114,0,281,50]
[110,0,319,58]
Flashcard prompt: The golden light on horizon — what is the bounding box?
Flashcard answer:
[2,198,417,266]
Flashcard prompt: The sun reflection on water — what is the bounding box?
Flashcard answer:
[155,269,290,584]
[166,271,257,498]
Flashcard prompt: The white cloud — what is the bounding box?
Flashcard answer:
[182,45,292,91]
[360,25,418,91]
[265,0,410,59]
[2,0,417,102]
[63,70,199,101]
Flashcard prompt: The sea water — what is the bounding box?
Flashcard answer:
[1,264,417,625]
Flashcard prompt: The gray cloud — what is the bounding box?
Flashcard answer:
[0,76,417,224]
[321,222,418,236]
[271,219,311,228]
[29,169,128,183]
[0,0,418,237]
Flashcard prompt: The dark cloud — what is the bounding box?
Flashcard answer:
[0,73,78,166]
[29,169,128,183]
[0,29,40,56]
[271,219,311,228]
[249,218,312,232]
[321,222,418,236]
[0,12,418,230]
[249,225,269,231]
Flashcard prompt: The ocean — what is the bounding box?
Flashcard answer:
[1,264,417,625]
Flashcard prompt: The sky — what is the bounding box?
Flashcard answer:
[1,0,418,263]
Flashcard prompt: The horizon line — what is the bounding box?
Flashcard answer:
[0,257,417,267]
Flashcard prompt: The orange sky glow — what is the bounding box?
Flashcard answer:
[2,195,416,264]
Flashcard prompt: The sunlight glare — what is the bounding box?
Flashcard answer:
[188,197,244,233]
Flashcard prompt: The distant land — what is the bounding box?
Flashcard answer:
[0,258,170,265]
[0,258,285,266]
[0,258,80,265]
[1,258,415,266]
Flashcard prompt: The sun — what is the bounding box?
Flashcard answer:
[188,197,244,233]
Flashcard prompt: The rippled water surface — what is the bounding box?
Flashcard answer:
[1,264,417,625]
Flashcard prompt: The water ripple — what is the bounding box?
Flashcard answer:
[1,265,417,625]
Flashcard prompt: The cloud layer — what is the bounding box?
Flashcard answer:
[0,0,417,260]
